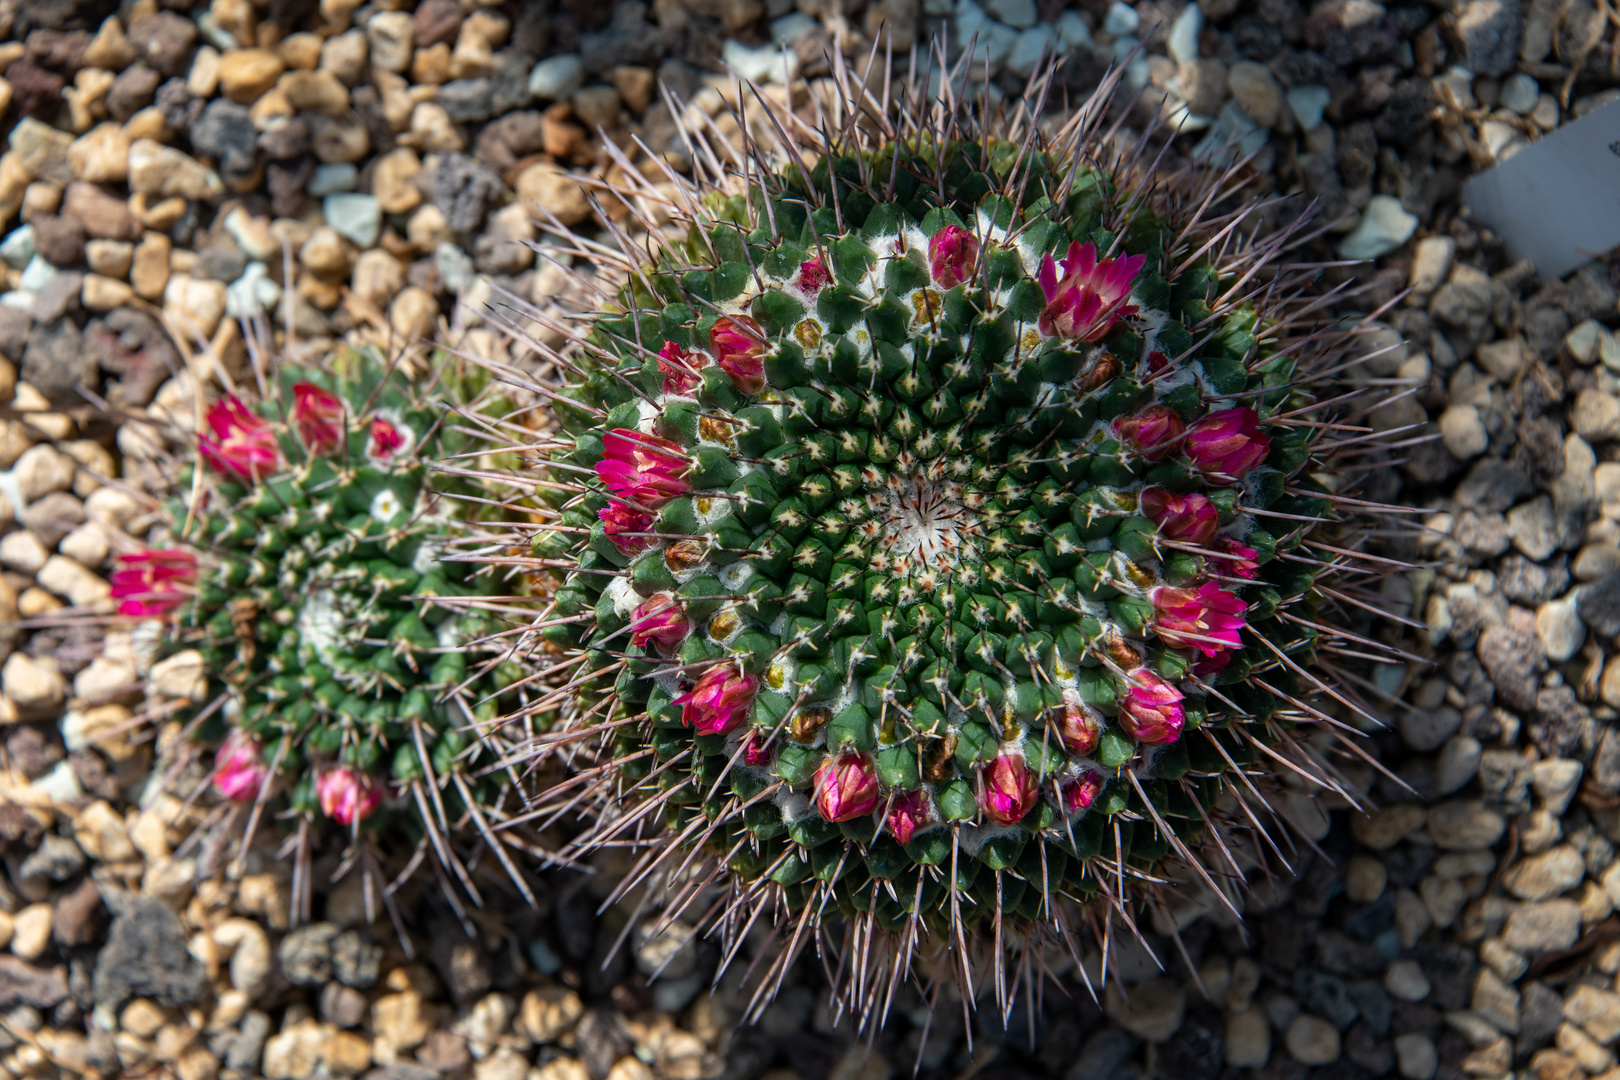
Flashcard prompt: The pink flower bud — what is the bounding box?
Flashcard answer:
[1119,668,1186,745]
[886,789,932,845]
[370,416,406,459]
[291,382,344,454]
[814,752,880,822]
[631,593,689,653]
[709,315,766,395]
[928,225,979,289]
[1151,582,1247,659]
[675,665,757,736]
[212,730,268,802]
[1184,407,1271,484]
[596,428,691,508]
[1061,772,1105,813]
[743,730,775,767]
[1036,241,1145,341]
[1212,536,1260,579]
[598,501,655,555]
[798,255,830,295]
[1114,405,1186,462]
[317,766,382,825]
[1139,487,1219,546]
[110,549,198,618]
[200,397,280,481]
[657,340,701,395]
[1054,700,1101,756]
[980,752,1038,827]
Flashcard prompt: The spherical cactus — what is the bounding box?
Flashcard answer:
[122,349,524,862]
[510,67,1367,1015]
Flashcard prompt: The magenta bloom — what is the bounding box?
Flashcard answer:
[1114,405,1186,462]
[110,549,198,618]
[596,428,690,509]
[656,340,701,395]
[980,752,1038,827]
[814,752,880,823]
[1119,668,1186,745]
[743,730,775,767]
[1212,536,1260,579]
[598,501,654,555]
[317,766,382,825]
[630,593,689,653]
[675,665,757,736]
[1055,701,1101,756]
[370,417,406,459]
[886,790,932,845]
[1037,241,1145,340]
[1184,407,1271,484]
[798,255,830,295]
[292,382,344,454]
[1140,487,1219,546]
[928,225,979,289]
[200,397,280,481]
[1152,582,1247,659]
[212,730,269,802]
[1062,772,1105,813]
[710,315,766,395]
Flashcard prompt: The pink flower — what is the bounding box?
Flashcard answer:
[596,428,690,509]
[1114,405,1186,462]
[631,593,688,653]
[1151,582,1247,659]
[212,731,268,802]
[1036,241,1145,340]
[1212,536,1260,579]
[200,397,280,480]
[1054,701,1101,756]
[1061,772,1105,813]
[656,340,701,395]
[598,501,655,555]
[980,752,1038,827]
[1194,650,1233,677]
[798,255,830,295]
[675,665,757,736]
[886,790,932,845]
[370,417,406,459]
[743,730,775,767]
[292,382,344,454]
[814,753,880,822]
[1119,668,1186,745]
[709,315,766,395]
[1140,487,1219,546]
[317,766,382,825]
[1184,407,1271,484]
[928,225,979,289]
[110,549,197,618]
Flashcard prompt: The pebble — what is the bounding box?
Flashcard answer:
[1427,800,1506,849]
[1104,978,1184,1042]
[1566,985,1620,1043]
[518,987,583,1044]
[1385,959,1431,1002]
[1225,1008,1270,1067]
[1501,899,1583,952]
[1340,195,1419,260]
[1501,72,1541,113]
[1398,704,1462,751]
[722,40,796,84]
[1394,1033,1438,1080]
[1287,84,1331,130]
[1167,3,1201,64]
[1227,62,1281,127]
[1537,593,1587,661]
[323,192,382,248]
[2,653,64,713]
[126,140,225,201]
[529,54,584,101]
[1437,735,1484,794]
[1104,1,1140,34]
[1575,389,1620,442]
[1285,1015,1340,1065]
[1006,24,1061,78]
[983,0,1038,27]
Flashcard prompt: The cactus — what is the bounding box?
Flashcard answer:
[501,60,1384,1019]
[120,350,530,898]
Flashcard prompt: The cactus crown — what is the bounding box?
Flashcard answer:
[125,349,526,886]
[502,60,1377,1022]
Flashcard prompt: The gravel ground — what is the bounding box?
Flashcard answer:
[1,0,1620,1078]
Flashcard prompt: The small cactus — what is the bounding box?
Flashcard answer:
[122,350,524,878]
[500,59,1386,1020]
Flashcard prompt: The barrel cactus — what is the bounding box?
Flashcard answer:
[122,350,525,886]
[512,68,1362,1014]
